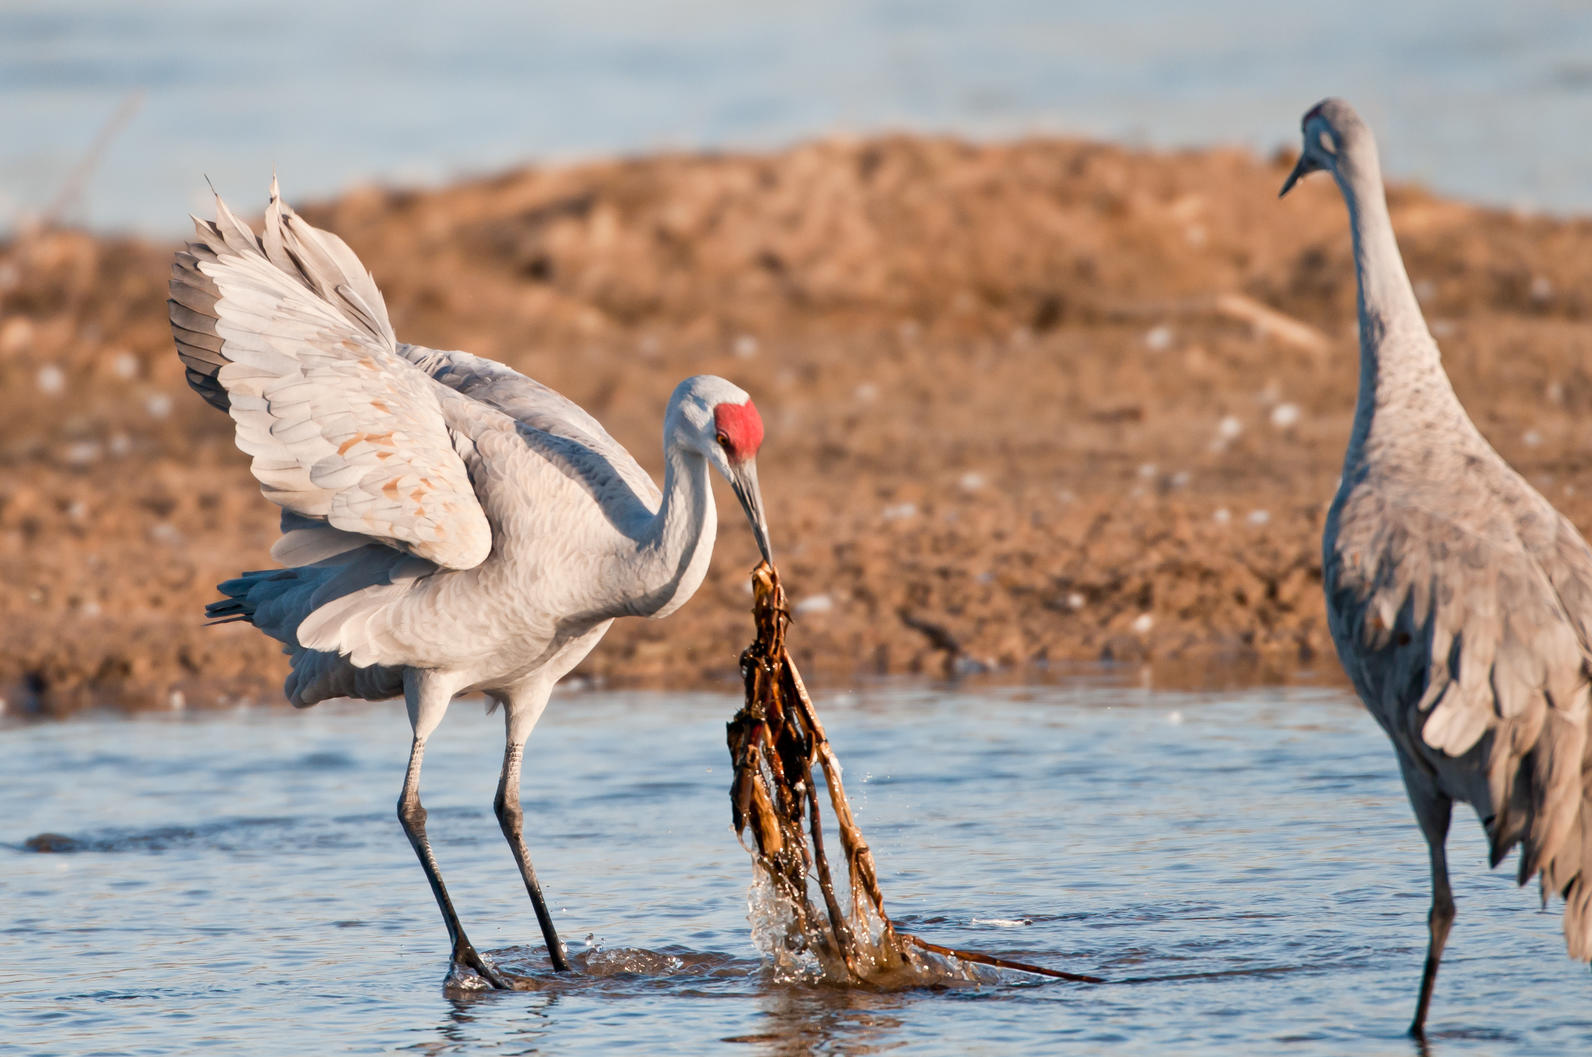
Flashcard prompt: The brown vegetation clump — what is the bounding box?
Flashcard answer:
[728,561,1102,985]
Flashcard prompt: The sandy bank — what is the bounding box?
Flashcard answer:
[5,134,1592,714]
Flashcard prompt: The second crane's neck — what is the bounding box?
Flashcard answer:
[630,443,717,619]
[1336,155,1470,469]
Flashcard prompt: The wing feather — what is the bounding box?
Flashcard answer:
[169,180,492,570]
[1327,483,1592,904]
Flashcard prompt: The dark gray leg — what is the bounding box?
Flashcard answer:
[494,741,571,971]
[398,735,511,989]
[1409,790,1454,1037]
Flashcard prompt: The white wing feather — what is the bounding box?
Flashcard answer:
[170,182,493,570]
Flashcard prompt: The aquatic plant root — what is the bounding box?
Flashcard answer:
[728,561,1104,986]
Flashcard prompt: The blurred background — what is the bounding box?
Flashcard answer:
[5,0,1592,234]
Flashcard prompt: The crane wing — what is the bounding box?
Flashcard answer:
[398,343,662,509]
[170,183,493,571]
[1326,485,1592,895]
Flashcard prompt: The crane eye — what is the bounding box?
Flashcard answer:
[716,432,730,448]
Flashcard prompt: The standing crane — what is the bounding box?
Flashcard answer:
[169,182,775,988]
[1281,99,1592,1034]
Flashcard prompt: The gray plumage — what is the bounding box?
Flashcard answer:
[170,180,774,985]
[1283,99,1592,1035]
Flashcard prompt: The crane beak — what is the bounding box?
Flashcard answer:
[1278,153,1320,198]
[729,458,774,566]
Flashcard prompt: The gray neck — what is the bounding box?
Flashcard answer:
[1335,149,1466,468]
[628,442,717,618]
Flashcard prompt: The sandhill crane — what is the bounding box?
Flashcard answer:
[169,182,774,988]
[1281,99,1592,1035]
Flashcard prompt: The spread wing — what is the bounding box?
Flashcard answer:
[169,181,493,571]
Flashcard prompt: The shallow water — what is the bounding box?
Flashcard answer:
[4,1,1592,235]
[4,682,1589,1055]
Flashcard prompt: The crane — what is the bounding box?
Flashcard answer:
[1282,98,1592,1035]
[169,181,775,988]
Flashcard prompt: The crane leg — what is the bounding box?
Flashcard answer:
[399,672,510,989]
[495,740,571,971]
[1409,791,1454,1037]
[398,736,511,989]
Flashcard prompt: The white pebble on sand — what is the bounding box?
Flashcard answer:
[1270,402,1300,429]
[1144,324,1174,351]
[36,363,65,396]
[1216,414,1242,441]
[1523,429,1543,448]
[1066,592,1085,611]
[1247,509,1271,526]
[881,502,918,521]
[113,351,140,380]
[145,392,173,419]
[958,472,985,492]
[1131,613,1154,634]
[1213,507,1232,525]
[149,522,183,545]
[795,593,834,616]
[61,440,101,466]
[732,334,759,359]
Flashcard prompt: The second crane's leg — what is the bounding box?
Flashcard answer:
[1408,785,1454,1038]
[494,692,571,972]
[400,674,510,989]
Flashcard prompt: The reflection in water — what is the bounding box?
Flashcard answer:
[741,987,907,1057]
[435,990,559,1057]
[5,687,1591,1055]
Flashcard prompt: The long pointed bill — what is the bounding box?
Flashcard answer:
[1278,154,1316,198]
[728,459,774,566]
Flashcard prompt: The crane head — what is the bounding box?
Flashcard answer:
[1279,97,1374,198]
[668,375,774,565]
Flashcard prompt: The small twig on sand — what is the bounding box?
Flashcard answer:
[32,91,145,233]
[1209,292,1330,355]
[897,608,965,656]
[1104,292,1330,355]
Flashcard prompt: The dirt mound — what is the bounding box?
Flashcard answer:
[5,134,1592,714]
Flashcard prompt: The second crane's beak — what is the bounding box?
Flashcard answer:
[1278,152,1321,198]
[729,458,774,566]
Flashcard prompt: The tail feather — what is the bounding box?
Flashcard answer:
[1483,698,1592,962]
[1545,766,1592,960]
[169,176,395,418]
[206,554,409,707]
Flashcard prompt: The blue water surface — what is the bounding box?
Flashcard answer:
[3,681,1589,1055]
[3,1,1591,234]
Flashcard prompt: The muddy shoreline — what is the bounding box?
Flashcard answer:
[5,133,1592,715]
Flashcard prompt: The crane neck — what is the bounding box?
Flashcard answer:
[1335,148,1469,471]
[628,441,718,619]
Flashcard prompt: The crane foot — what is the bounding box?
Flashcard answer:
[453,939,513,990]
